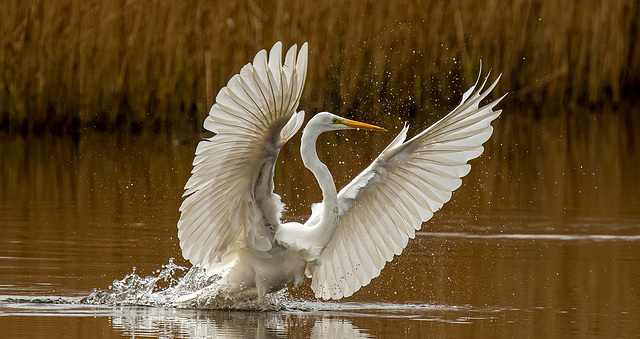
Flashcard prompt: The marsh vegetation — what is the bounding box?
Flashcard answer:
[1,0,638,133]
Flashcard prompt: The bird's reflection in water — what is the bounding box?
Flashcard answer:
[109,307,370,338]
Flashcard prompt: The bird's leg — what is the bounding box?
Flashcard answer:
[255,274,268,306]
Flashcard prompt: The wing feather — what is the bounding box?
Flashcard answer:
[178,42,308,274]
[311,70,505,299]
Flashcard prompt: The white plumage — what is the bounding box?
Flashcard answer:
[178,41,505,303]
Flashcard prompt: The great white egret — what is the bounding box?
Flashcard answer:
[178,41,505,303]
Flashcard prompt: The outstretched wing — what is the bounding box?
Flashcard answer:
[311,71,506,299]
[178,42,308,274]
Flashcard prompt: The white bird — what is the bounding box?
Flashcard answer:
[178,41,505,303]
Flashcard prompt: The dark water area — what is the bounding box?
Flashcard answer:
[1,106,639,338]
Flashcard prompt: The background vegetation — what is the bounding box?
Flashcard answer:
[1,0,639,134]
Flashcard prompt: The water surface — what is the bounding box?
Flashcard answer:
[1,109,639,337]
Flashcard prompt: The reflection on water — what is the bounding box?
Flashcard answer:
[1,108,640,337]
[2,296,488,338]
[108,305,372,338]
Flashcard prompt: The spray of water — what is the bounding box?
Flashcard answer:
[80,258,292,310]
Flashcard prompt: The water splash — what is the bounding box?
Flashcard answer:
[76,258,492,313]
[82,258,211,307]
[79,258,290,310]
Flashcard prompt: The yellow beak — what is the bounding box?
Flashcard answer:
[341,118,387,132]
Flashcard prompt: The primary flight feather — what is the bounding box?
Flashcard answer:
[178,41,505,303]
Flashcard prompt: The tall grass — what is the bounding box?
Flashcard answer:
[1,0,638,133]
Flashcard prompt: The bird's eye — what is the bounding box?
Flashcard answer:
[332,118,338,124]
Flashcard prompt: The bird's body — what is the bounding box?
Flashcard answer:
[178,42,505,304]
[211,242,306,301]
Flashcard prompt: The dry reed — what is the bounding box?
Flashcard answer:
[1,0,638,134]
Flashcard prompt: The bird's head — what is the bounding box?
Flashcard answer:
[309,112,387,133]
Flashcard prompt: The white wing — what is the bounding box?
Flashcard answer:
[178,42,308,274]
[311,71,506,299]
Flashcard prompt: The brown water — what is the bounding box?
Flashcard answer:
[1,109,639,338]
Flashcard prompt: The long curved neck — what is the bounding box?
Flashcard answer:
[300,125,339,243]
